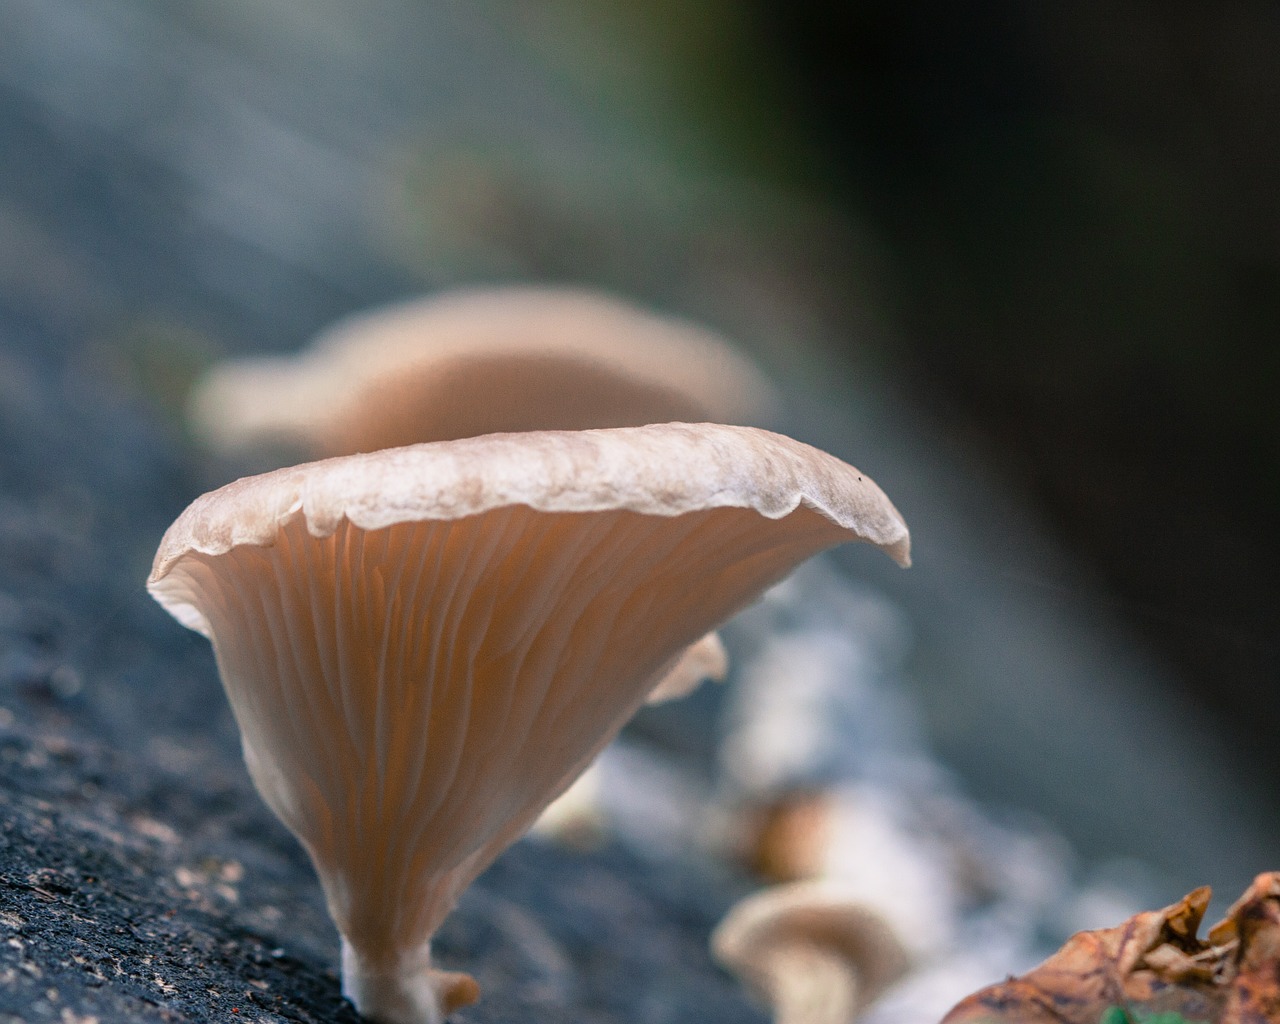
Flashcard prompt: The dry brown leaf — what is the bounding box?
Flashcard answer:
[941,872,1280,1024]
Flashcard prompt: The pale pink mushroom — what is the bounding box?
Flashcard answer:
[147,423,908,1023]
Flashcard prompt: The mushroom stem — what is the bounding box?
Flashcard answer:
[755,943,860,1024]
[341,939,480,1024]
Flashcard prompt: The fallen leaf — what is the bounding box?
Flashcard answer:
[941,872,1280,1024]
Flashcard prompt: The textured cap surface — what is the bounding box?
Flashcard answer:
[151,423,909,599]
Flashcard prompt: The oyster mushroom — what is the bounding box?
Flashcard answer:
[147,423,909,1023]
[189,286,777,459]
[713,880,912,1024]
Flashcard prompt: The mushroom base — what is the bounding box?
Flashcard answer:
[341,939,480,1024]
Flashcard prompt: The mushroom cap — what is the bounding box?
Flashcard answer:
[147,423,908,1010]
[713,879,913,1024]
[189,286,779,458]
[153,423,908,591]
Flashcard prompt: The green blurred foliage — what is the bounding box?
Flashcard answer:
[510,0,829,190]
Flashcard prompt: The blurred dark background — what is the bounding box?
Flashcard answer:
[749,1,1280,790]
[549,0,1280,805]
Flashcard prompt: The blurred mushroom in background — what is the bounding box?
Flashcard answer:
[713,879,912,1024]
[187,285,778,463]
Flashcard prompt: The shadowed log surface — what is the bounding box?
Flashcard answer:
[0,710,761,1023]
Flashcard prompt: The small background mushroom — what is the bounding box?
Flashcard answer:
[712,880,912,1024]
